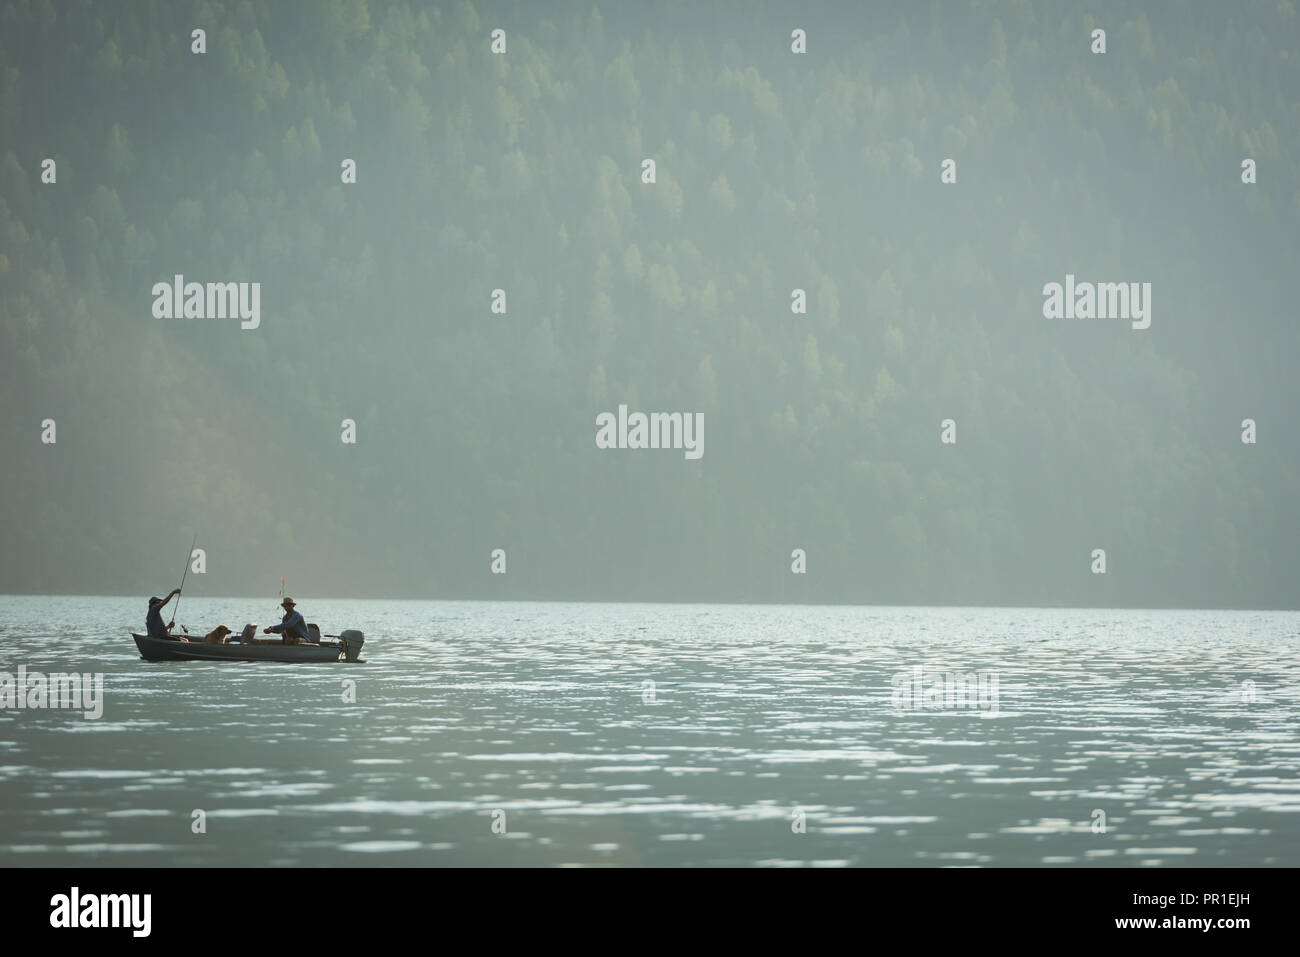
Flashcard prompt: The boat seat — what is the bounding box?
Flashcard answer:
[308,623,322,643]
[238,624,257,643]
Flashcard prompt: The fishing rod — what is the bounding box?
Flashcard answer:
[172,532,197,634]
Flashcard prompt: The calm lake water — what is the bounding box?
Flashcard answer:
[0,597,1296,867]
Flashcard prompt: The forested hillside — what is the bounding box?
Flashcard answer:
[1,0,1297,606]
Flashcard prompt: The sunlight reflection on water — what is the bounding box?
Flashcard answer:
[0,597,1296,866]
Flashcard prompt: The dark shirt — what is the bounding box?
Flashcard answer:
[145,603,170,640]
[268,610,315,643]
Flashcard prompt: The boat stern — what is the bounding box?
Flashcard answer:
[338,629,365,662]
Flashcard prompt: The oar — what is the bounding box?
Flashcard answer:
[172,532,197,632]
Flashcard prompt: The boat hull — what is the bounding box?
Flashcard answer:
[132,633,348,663]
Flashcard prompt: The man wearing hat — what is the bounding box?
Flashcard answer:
[146,588,182,640]
[264,597,318,645]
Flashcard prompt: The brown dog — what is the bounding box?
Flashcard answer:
[203,624,232,645]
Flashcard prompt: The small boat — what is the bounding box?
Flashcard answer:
[132,627,365,663]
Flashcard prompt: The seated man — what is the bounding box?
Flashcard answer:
[145,589,181,640]
[263,597,318,645]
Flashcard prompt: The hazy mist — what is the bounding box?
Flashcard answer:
[1,0,1297,607]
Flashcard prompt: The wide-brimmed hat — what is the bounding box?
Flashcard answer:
[280,597,296,609]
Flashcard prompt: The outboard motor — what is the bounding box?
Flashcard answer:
[338,629,366,662]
